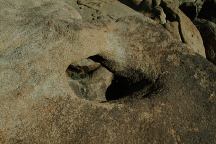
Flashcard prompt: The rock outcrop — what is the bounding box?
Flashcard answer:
[176,0,216,64]
[0,0,215,143]
[121,0,206,57]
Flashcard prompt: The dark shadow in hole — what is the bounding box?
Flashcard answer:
[160,2,178,22]
[89,55,105,63]
[89,55,112,72]
[179,3,197,20]
[119,0,140,11]
[89,55,157,101]
[198,0,216,22]
[105,75,153,101]
[119,0,153,12]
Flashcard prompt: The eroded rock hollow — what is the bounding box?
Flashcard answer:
[0,0,215,143]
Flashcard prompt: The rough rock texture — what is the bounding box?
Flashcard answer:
[0,0,216,144]
[153,6,167,24]
[194,19,216,65]
[164,21,182,41]
[121,0,206,57]
[67,59,113,101]
[161,0,206,57]
[174,0,216,64]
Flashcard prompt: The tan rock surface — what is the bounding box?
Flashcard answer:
[121,0,206,57]
[0,0,215,143]
[161,0,206,57]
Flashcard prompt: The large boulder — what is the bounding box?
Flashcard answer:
[0,0,215,143]
[161,1,206,57]
[120,0,206,57]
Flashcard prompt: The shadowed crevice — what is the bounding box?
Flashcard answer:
[179,3,197,20]
[105,74,153,100]
[89,55,159,101]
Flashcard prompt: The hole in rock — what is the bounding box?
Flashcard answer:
[66,58,113,102]
[105,74,154,101]
[66,56,158,102]
[89,55,158,101]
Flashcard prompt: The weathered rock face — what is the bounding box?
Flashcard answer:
[121,0,206,57]
[0,0,215,144]
[161,0,206,57]
[164,21,182,41]
[171,0,216,64]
